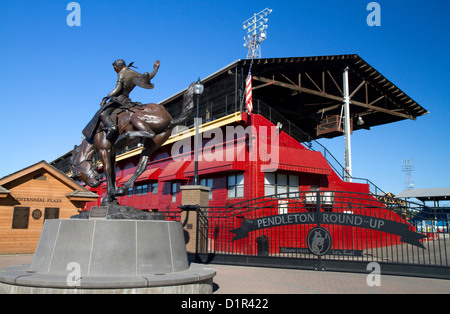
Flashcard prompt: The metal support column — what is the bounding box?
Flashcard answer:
[343,67,352,182]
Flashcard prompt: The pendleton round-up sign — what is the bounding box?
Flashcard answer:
[230,212,427,251]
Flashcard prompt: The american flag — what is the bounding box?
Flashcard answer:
[245,72,253,114]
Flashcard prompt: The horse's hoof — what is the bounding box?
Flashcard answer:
[101,199,119,206]
[115,188,126,196]
[115,135,127,146]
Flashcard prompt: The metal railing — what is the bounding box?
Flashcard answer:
[189,191,450,279]
[115,92,386,196]
[251,99,386,196]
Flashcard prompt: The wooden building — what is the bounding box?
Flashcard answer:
[0,161,98,254]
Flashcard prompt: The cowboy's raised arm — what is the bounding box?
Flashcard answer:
[148,60,160,80]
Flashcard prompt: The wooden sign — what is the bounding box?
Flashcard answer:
[12,207,30,229]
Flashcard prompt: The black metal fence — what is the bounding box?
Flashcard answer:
[192,191,450,279]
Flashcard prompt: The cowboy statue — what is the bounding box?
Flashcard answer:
[72,58,195,206]
[82,59,160,141]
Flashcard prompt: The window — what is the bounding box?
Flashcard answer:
[264,173,299,197]
[136,184,148,196]
[151,182,158,194]
[201,178,214,200]
[127,184,155,197]
[227,173,244,198]
[277,174,288,195]
[264,173,276,196]
[289,175,300,197]
[171,182,180,203]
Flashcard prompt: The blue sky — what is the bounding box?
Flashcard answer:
[0,0,449,196]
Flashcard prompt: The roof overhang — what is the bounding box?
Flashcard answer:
[0,186,10,198]
[247,55,428,139]
[66,190,99,202]
[0,160,99,201]
[396,187,450,202]
[161,54,428,141]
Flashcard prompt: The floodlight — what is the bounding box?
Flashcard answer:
[242,8,272,59]
[357,116,364,126]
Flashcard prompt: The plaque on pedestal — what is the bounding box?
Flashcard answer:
[88,206,108,219]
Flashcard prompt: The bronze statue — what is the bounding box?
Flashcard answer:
[83,59,160,141]
[72,59,195,205]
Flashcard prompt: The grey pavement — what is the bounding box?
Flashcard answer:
[1,254,449,294]
[210,263,450,294]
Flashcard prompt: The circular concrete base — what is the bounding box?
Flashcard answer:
[0,219,216,294]
[0,263,215,294]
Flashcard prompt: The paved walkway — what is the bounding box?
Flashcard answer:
[210,263,450,294]
[1,255,449,294]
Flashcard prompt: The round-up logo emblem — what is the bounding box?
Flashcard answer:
[307,227,332,256]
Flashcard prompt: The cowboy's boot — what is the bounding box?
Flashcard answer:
[100,112,118,141]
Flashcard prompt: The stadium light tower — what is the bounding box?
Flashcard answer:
[402,159,415,190]
[243,8,272,59]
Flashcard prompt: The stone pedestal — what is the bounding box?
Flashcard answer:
[0,219,216,294]
[71,203,166,220]
[180,185,210,254]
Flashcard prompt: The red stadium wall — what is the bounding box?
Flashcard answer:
[84,112,406,251]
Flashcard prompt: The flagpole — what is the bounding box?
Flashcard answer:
[245,59,255,200]
[245,58,254,117]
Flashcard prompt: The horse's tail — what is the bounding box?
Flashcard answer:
[165,81,195,131]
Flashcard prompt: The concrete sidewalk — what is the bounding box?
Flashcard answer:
[1,255,449,294]
[210,263,450,294]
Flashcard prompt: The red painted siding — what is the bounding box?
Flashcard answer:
[83,113,405,251]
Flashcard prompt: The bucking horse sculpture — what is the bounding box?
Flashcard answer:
[70,59,195,205]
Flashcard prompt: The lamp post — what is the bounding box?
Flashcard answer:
[193,78,204,186]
